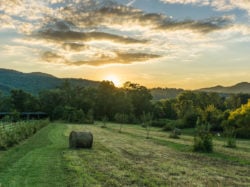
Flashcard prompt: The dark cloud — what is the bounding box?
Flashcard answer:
[158,17,232,33]
[41,50,161,66]
[41,51,66,63]
[62,43,88,51]
[58,1,232,33]
[71,52,161,66]
[35,22,147,44]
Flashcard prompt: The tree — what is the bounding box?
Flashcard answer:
[124,82,153,119]
[162,99,177,119]
[141,112,153,139]
[95,81,116,120]
[10,89,39,112]
[115,113,128,133]
[101,115,108,128]
[201,105,223,131]
[227,100,250,138]
[0,93,13,112]
[152,101,165,119]
[39,89,64,120]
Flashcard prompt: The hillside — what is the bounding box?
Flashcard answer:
[0,68,99,94]
[198,82,250,94]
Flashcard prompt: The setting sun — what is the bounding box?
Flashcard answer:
[104,75,121,87]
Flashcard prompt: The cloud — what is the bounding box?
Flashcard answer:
[41,51,66,64]
[157,16,233,33]
[160,0,250,15]
[0,14,15,29]
[62,43,89,52]
[0,0,244,67]
[41,50,161,66]
[57,1,232,34]
[127,0,137,6]
[73,52,161,66]
[35,28,147,44]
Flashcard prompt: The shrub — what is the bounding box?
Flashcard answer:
[151,120,166,127]
[169,128,181,139]
[235,127,250,139]
[224,127,237,148]
[162,123,173,131]
[162,119,185,131]
[0,120,49,150]
[193,120,213,153]
[183,113,198,128]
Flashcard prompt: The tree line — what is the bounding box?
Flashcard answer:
[0,80,249,138]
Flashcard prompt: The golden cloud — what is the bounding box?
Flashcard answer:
[41,50,161,66]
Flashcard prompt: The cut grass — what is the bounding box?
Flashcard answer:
[102,123,250,165]
[64,123,250,186]
[0,122,249,186]
[0,123,70,187]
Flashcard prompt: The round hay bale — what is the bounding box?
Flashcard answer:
[69,131,93,149]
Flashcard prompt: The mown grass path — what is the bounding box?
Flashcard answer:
[0,124,69,187]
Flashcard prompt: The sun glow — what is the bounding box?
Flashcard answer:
[104,74,121,87]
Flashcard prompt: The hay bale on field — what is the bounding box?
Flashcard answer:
[69,131,93,149]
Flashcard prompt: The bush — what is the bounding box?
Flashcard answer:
[235,127,250,139]
[169,128,181,139]
[224,128,237,148]
[193,121,213,153]
[151,120,166,127]
[183,113,198,128]
[163,119,185,131]
[162,123,173,131]
[193,135,213,153]
[0,120,49,150]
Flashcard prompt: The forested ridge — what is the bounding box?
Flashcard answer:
[0,80,249,139]
[1,68,250,98]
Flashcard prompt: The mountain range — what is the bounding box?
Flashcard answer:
[197,82,250,94]
[0,68,99,95]
[0,68,249,98]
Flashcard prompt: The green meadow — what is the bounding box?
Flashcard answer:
[0,122,249,187]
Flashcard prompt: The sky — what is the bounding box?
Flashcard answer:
[0,0,250,89]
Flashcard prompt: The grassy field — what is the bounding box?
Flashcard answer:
[0,122,249,187]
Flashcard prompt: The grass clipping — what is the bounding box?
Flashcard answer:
[69,131,93,149]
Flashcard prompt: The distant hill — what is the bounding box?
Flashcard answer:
[0,68,99,95]
[197,82,250,94]
[150,88,184,100]
[1,68,249,97]
[150,82,250,100]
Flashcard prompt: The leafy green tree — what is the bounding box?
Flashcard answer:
[95,81,116,120]
[152,101,166,119]
[39,89,64,120]
[201,105,223,131]
[124,82,153,119]
[10,89,39,112]
[0,93,13,112]
[162,99,177,119]
[227,100,250,138]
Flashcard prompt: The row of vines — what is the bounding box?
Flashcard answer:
[0,120,49,149]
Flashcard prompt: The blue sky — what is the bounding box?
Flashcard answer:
[0,0,250,89]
